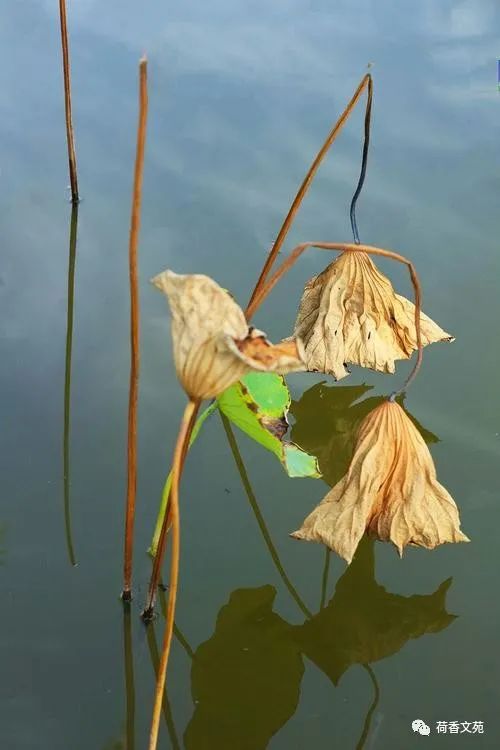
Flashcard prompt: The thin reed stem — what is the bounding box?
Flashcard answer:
[247,241,422,393]
[122,57,148,601]
[148,399,197,750]
[142,402,199,620]
[58,0,79,203]
[63,204,78,566]
[245,73,372,314]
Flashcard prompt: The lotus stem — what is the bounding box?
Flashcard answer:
[122,57,148,601]
[350,76,373,244]
[63,204,78,566]
[247,241,423,392]
[246,73,372,314]
[142,402,199,620]
[148,398,197,750]
[58,0,79,203]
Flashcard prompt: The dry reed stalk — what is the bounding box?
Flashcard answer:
[122,57,148,601]
[58,0,79,203]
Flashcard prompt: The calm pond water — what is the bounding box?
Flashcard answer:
[1,1,499,748]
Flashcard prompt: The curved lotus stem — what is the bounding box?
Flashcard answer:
[247,241,422,394]
[246,73,373,314]
[148,398,197,750]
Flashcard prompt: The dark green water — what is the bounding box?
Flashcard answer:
[1,1,499,748]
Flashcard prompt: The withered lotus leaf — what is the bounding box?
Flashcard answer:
[152,270,305,400]
[291,250,453,380]
[291,400,469,562]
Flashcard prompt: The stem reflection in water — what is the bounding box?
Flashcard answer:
[122,603,135,750]
[62,203,78,566]
[356,664,381,750]
[319,547,331,610]
[220,412,312,620]
[145,620,181,750]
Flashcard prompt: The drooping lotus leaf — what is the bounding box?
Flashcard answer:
[290,250,453,380]
[292,401,469,562]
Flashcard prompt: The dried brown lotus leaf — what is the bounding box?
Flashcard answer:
[291,400,469,563]
[291,251,453,380]
[152,270,305,400]
[228,333,306,373]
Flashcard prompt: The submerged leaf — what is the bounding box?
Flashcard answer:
[152,270,305,400]
[292,400,469,562]
[293,537,457,685]
[217,371,321,478]
[291,250,453,379]
[184,586,304,750]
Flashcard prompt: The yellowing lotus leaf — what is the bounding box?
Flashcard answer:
[291,250,453,380]
[291,400,469,562]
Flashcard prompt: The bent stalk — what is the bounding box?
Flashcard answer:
[122,57,148,601]
[148,399,197,750]
[246,73,372,313]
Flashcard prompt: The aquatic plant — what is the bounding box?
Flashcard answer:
[140,71,468,750]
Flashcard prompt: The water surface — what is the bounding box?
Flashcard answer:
[1,1,499,748]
